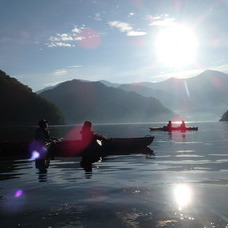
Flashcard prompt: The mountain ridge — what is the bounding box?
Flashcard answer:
[114,70,228,121]
[39,79,177,124]
[38,69,228,122]
[2,69,228,124]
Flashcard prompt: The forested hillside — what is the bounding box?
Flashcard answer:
[220,110,228,121]
[0,70,64,125]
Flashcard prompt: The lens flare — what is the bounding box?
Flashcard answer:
[174,184,192,210]
[184,80,190,97]
[15,190,23,198]
[29,141,48,159]
[30,151,40,160]
[78,28,101,49]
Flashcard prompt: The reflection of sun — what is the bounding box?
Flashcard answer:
[174,184,192,210]
[154,24,198,67]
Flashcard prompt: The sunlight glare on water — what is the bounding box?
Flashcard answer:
[174,184,193,211]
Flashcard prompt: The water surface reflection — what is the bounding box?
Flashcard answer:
[35,159,50,182]
[0,122,228,227]
[174,184,193,211]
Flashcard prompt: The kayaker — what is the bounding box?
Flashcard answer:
[80,120,108,144]
[35,119,59,145]
[179,120,186,130]
[167,120,172,131]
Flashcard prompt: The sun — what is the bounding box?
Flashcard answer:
[154,24,198,67]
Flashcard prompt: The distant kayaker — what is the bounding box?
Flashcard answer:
[179,121,186,130]
[35,119,59,145]
[167,120,172,131]
[80,120,108,144]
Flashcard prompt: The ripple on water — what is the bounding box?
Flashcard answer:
[174,141,203,144]
[176,150,196,153]
[209,154,228,157]
[175,155,204,158]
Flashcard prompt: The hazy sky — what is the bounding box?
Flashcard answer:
[1,0,228,91]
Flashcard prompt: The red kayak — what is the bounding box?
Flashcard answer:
[149,126,198,131]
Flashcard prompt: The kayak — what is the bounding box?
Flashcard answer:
[149,126,198,131]
[49,136,154,157]
[0,136,154,160]
[103,136,154,149]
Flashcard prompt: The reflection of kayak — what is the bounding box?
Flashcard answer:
[0,136,154,159]
[149,126,198,131]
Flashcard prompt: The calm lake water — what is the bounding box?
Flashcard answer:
[0,122,228,228]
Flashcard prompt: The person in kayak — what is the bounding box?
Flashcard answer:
[179,120,186,130]
[35,119,59,145]
[166,120,172,131]
[80,120,109,144]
